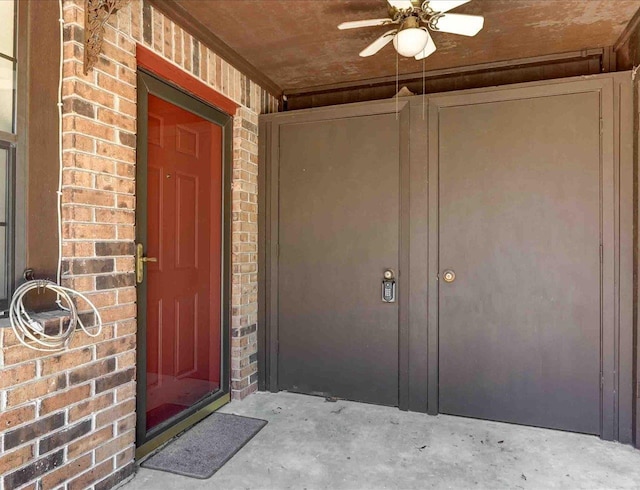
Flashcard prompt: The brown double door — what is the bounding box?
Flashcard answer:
[144,94,223,432]
[277,113,401,406]
[269,81,622,436]
[437,92,602,434]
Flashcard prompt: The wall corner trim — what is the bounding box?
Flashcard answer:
[136,44,240,116]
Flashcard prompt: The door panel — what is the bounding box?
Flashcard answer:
[278,114,400,406]
[145,94,223,431]
[438,92,602,434]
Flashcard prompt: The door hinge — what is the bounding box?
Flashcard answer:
[600,118,604,134]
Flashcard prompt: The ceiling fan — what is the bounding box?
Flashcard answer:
[338,0,484,60]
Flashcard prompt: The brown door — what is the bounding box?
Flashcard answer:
[144,94,223,431]
[277,114,400,406]
[438,92,602,434]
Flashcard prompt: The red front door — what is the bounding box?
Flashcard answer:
[145,94,223,431]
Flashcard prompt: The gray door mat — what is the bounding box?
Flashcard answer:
[141,413,268,479]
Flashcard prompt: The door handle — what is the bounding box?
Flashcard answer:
[136,243,157,284]
[382,269,396,303]
[442,269,456,283]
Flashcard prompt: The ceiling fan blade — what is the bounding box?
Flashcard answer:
[387,0,415,9]
[414,30,437,60]
[425,0,471,13]
[359,30,397,57]
[338,18,392,30]
[430,13,484,36]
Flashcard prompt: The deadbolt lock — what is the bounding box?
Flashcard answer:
[442,270,456,283]
[382,269,396,303]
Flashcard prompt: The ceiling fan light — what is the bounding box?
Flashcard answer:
[393,27,429,57]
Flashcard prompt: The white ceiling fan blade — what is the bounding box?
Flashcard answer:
[359,30,397,57]
[430,13,484,36]
[338,18,392,30]
[425,0,471,13]
[415,30,437,60]
[387,0,415,10]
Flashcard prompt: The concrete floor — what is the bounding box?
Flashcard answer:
[125,392,640,490]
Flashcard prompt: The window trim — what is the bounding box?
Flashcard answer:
[0,141,16,313]
[12,0,29,312]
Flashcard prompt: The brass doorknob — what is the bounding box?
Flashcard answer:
[442,270,456,283]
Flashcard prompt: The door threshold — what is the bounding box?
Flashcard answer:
[136,393,231,460]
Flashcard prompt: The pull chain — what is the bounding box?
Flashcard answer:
[396,48,399,120]
[422,55,426,120]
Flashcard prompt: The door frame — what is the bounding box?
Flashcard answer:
[259,72,635,444]
[135,70,233,457]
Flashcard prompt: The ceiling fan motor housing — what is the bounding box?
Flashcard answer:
[394,16,430,57]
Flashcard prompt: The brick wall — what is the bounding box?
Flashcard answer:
[0,0,276,488]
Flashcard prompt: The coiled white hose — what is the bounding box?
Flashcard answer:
[9,280,102,352]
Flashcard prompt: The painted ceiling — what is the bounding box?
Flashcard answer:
[175,0,640,92]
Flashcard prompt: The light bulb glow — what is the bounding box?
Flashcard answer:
[393,27,430,57]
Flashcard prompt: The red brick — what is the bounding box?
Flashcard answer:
[67,426,114,460]
[63,188,116,208]
[115,256,135,272]
[66,152,116,173]
[0,445,35,476]
[95,430,135,463]
[6,375,66,407]
[69,116,116,141]
[117,287,136,304]
[115,446,135,470]
[115,162,135,179]
[67,324,115,349]
[116,350,136,370]
[118,97,136,118]
[116,413,136,435]
[62,205,93,222]
[40,384,92,415]
[40,347,93,376]
[95,174,135,194]
[63,222,117,240]
[0,405,36,432]
[117,224,135,240]
[40,454,92,490]
[97,72,136,102]
[0,362,37,389]
[67,458,114,490]
[69,392,114,423]
[97,107,135,132]
[95,208,135,225]
[99,304,136,324]
[63,80,115,108]
[115,319,136,337]
[115,382,136,403]
[62,241,95,258]
[96,399,136,428]
[116,194,135,209]
[96,335,136,359]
